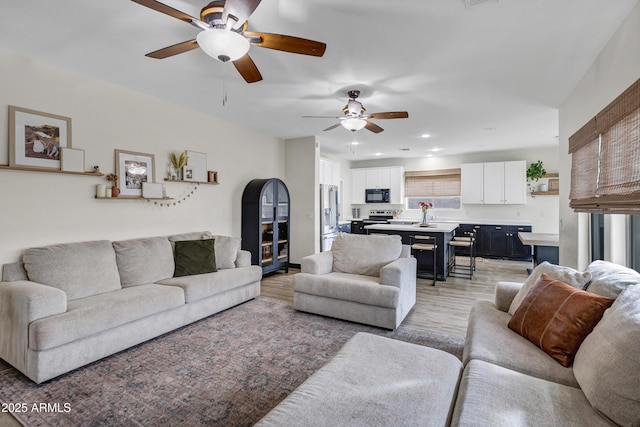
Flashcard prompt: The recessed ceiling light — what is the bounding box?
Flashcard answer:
[351,141,359,145]
[421,133,431,138]
[374,152,382,156]
[432,148,442,152]
[427,154,433,157]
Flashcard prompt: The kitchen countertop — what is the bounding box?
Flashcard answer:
[364,222,459,233]
[518,232,559,247]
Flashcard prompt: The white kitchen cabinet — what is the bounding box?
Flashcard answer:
[351,168,366,204]
[320,158,340,186]
[461,163,484,204]
[461,161,526,205]
[351,166,404,204]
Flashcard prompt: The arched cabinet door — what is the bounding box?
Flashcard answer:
[241,178,290,274]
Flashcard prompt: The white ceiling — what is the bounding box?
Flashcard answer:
[0,0,637,160]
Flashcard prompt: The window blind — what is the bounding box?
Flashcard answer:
[405,168,461,197]
[569,78,640,213]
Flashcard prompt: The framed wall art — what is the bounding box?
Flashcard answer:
[60,147,85,173]
[9,105,72,170]
[185,150,207,182]
[115,149,156,197]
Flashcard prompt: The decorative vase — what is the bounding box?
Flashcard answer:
[421,210,428,226]
[111,185,120,198]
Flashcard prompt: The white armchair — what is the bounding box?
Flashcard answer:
[293,233,417,330]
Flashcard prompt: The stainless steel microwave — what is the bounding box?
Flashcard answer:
[365,188,390,203]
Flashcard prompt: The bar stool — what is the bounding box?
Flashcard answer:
[448,230,476,279]
[410,235,437,286]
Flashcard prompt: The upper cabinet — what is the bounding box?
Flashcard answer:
[319,158,340,187]
[351,166,404,204]
[461,161,526,205]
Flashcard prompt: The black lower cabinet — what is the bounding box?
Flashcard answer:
[455,224,532,261]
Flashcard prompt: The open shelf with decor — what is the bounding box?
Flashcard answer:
[164,178,219,185]
[531,173,559,196]
[0,164,104,177]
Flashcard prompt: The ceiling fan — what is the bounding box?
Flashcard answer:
[131,0,326,83]
[304,90,409,133]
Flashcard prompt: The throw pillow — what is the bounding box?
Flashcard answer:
[585,260,640,299]
[331,233,402,277]
[210,235,241,269]
[573,284,640,427]
[508,262,591,315]
[508,273,614,367]
[173,239,217,277]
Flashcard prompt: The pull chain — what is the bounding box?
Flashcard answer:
[222,62,228,106]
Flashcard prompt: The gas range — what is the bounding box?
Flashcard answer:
[364,210,395,224]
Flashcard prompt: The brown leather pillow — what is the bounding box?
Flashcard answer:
[508,273,614,367]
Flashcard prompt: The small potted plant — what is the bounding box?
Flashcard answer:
[106,173,119,197]
[170,152,187,180]
[526,160,546,195]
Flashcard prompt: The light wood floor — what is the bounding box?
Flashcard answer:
[262,257,530,338]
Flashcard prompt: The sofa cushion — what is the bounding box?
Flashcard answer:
[574,284,640,427]
[23,240,121,301]
[508,262,591,315]
[585,260,640,299]
[173,239,217,277]
[210,235,241,269]
[113,236,175,287]
[508,273,614,367]
[451,359,613,427]
[294,272,400,308]
[167,231,213,250]
[157,266,262,303]
[464,300,579,387]
[256,333,462,427]
[28,284,185,351]
[331,233,402,277]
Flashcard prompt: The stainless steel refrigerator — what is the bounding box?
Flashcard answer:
[320,184,339,251]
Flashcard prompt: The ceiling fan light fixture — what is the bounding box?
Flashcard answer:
[196,28,249,62]
[341,118,367,132]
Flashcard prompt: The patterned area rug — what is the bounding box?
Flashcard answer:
[0,297,464,426]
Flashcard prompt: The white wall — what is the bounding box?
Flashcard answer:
[559,2,640,269]
[285,136,319,263]
[349,146,560,232]
[0,49,284,269]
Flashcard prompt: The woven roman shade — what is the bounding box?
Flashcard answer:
[405,168,461,197]
[569,78,640,213]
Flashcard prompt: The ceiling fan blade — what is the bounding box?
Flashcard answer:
[222,0,262,29]
[365,121,384,133]
[244,32,326,57]
[323,123,343,132]
[368,111,409,120]
[302,115,343,119]
[131,0,208,29]
[233,54,263,83]
[146,39,199,59]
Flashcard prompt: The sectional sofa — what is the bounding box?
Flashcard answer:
[0,231,261,384]
[257,260,640,426]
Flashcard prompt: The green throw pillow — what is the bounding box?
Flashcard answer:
[173,239,217,277]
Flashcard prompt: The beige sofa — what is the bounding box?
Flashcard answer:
[293,233,417,330]
[0,231,261,384]
[258,260,640,426]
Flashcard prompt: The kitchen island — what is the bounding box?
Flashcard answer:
[365,222,459,280]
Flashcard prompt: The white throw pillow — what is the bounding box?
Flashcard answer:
[573,284,640,427]
[508,262,591,315]
[332,233,402,277]
[586,260,640,299]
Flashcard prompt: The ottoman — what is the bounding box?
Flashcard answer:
[256,332,463,427]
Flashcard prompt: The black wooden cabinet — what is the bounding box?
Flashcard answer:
[455,223,532,261]
[241,178,290,274]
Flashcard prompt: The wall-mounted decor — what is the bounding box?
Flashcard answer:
[183,166,194,181]
[115,149,155,197]
[142,182,164,199]
[9,105,72,170]
[60,147,84,173]
[186,150,207,182]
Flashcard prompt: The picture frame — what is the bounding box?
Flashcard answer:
[183,166,194,181]
[142,182,164,199]
[208,170,218,183]
[186,150,207,182]
[115,149,155,197]
[9,105,72,170]
[60,147,85,173]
